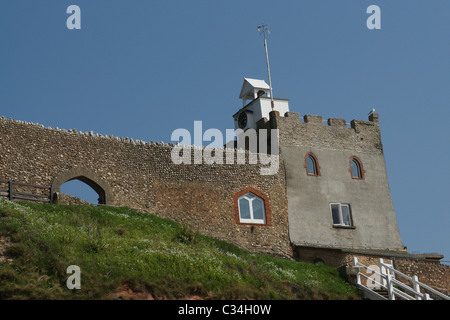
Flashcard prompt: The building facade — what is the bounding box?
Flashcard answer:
[233,78,405,254]
[2,77,448,294]
[0,78,434,262]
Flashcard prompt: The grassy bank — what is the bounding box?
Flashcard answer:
[0,200,361,300]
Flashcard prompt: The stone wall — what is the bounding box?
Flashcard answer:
[394,259,450,296]
[55,193,92,206]
[0,116,290,257]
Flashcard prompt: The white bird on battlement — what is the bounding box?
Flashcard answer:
[368,108,375,116]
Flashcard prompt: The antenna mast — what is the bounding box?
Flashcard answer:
[257,23,274,109]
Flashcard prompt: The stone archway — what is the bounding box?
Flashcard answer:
[51,167,114,205]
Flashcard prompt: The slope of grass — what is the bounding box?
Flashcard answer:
[0,200,361,300]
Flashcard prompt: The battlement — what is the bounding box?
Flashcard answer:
[258,111,378,128]
[0,110,378,154]
[257,111,383,153]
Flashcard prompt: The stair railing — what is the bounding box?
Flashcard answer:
[352,257,450,300]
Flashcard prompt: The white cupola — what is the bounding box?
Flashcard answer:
[239,78,271,106]
[233,78,290,131]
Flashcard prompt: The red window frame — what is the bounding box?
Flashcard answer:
[349,157,365,180]
[304,153,320,176]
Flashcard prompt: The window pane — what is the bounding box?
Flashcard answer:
[341,205,352,226]
[252,198,265,221]
[351,160,361,178]
[246,193,255,200]
[306,156,316,175]
[239,198,251,220]
[331,204,341,224]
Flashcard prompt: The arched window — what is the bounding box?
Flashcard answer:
[238,193,266,224]
[305,153,320,176]
[234,187,271,225]
[350,157,364,180]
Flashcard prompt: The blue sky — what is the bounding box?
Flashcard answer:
[1,1,449,263]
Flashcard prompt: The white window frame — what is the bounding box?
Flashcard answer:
[238,193,266,224]
[330,203,353,227]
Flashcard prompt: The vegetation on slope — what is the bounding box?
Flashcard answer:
[0,200,361,300]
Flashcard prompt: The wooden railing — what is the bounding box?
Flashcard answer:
[0,179,52,203]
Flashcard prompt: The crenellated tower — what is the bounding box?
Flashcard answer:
[233,77,406,260]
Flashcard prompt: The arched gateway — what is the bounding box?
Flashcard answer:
[51,167,114,205]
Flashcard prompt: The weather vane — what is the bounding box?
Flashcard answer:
[257,23,274,109]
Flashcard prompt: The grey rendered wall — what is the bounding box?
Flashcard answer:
[265,112,405,251]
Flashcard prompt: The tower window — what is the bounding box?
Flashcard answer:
[305,153,320,176]
[350,157,364,179]
[238,193,266,224]
[330,203,353,227]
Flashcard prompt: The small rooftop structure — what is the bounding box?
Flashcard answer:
[239,78,271,106]
[234,77,289,131]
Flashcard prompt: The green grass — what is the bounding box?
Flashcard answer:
[0,200,361,300]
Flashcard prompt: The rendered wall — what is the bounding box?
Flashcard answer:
[259,111,405,251]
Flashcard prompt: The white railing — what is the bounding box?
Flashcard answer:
[352,257,450,300]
